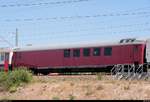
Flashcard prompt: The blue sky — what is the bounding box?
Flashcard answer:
[0,0,150,48]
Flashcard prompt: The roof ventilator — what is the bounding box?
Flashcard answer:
[119,38,136,43]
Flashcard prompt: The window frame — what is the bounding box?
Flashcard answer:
[0,53,5,61]
[64,49,71,58]
[93,47,101,56]
[73,49,80,57]
[83,48,90,57]
[104,47,112,56]
[5,53,9,61]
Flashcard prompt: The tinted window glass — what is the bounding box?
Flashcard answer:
[64,49,70,57]
[83,48,90,57]
[104,47,112,56]
[93,48,100,56]
[5,53,9,61]
[73,49,80,57]
[1,53,4,61]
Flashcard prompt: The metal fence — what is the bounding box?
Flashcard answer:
[111,63,150,80]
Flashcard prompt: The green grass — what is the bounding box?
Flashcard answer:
[0,67,33,92]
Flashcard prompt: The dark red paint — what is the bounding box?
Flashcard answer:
[12,44,145,69]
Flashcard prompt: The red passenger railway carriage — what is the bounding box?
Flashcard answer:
[0,38,149,75]
[10,39,146,75]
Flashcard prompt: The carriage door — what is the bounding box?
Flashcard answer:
[133,45,139,64]
[4,52,9,69]
[0,52,9,70]
[0,52,9,64]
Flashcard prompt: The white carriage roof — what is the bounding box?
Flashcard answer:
[13,40,146,52]
[0,47,12,52]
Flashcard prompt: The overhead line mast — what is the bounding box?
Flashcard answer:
[15,28,18,47]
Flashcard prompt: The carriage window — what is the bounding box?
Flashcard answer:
[1,53,4,61]
[104,47,112,56]
[93,48,100,56]
[73,49,80,57]
[5,53,9,61]
[64,49,70,57]
[83,48,90,57]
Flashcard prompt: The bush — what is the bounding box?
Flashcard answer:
[0,72,8,83]
[11,68,33,83]
[0,68,33,92]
